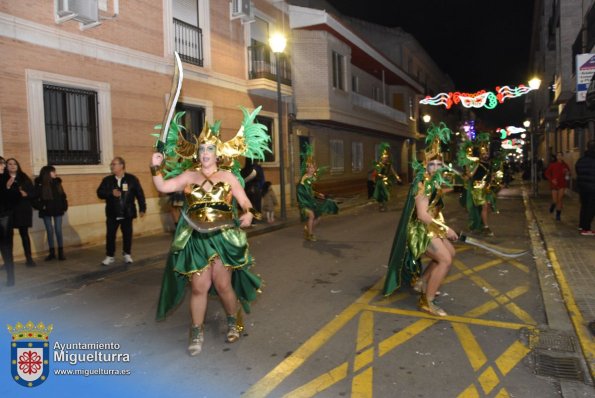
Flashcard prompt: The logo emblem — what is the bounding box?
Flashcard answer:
[7,321,53,387]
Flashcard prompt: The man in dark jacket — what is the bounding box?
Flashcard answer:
[0,157,20,286]
[97,157,146,265]
[576,140,595,235]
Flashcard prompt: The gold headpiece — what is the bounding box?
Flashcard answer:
[424,137,443,163]
[423,123,452,165]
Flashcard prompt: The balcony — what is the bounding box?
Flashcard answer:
[173,18,203,67]
[351,92,407,125]
[247,44,291,86]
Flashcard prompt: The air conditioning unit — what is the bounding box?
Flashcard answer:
[57,0,100,27]
[230,0,253,22]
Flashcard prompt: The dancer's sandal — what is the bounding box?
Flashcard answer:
[418,295,447,317]
[188,324,204,356]
[226,315,241,343]
[412,278,441,296]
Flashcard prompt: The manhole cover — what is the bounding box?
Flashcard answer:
[533,352,584,381]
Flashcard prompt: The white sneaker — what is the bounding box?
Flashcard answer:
[123,254,133,264]
[101,256,115,266]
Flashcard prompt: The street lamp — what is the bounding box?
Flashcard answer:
[528,77,542,90]
[422,114,431,123]
[269,32,287,220]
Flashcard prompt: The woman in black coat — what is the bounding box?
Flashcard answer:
[5,158,36,266]
[34,165,68,260]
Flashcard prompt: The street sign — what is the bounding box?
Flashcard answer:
[576,53,595,102]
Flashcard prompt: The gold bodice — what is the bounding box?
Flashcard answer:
[183,176,234,232]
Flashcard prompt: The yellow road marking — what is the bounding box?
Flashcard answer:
[458,384,480,398]
[504,302,536,325]
[244,279,382,398]
[452,323,487,371]
[378,318,437,357]
[354,347,374,373]
[508,258,530,273]
[351,366,373,398]
[356,311,374,352]
[283,362,349,398]
[478,366,499,394]
[495,340,531,376]
[366,305,532,330]
[494,388,510,397]
[548,248,595,379]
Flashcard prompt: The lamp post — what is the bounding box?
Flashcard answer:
[269,33,287,220]
[526,77,541,197]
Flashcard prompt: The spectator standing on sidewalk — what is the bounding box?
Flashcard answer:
[261,181,278,223]
[97,157,146,266]
[544,152,571,221]
[0,156,20,286]
[576,140,595,236]
[34,165,68,261]
[5,158,37,267]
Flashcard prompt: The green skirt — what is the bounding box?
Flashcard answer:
[156,225,261,320]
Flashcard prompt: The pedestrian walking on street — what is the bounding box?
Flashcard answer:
[33,165,68,261]
[96,157,146,266]
[383,123,458,317]
[152,106,267,357]
[5,158,37,267]
[575,140,595,236]
[0,156,20,286]
[544,152,570,221]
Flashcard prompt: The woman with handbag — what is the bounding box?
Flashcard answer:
[34,165,68,260]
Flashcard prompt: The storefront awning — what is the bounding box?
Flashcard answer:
[558,97,595,129]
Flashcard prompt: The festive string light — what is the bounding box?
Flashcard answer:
[420,84,536,109]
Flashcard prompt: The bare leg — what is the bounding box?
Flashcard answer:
[424,238,454,301]
[481,203,489,227]
[211,258,239,316]
[189,266,213,326]
[555,188,565,210]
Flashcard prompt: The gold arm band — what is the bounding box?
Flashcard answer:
[150,165,163,176]
[244,207,262,220]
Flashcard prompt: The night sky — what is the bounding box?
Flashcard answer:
[326,0,535,127]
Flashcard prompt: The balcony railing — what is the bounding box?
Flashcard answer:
[247,44,291,86]
[351,92,407,124]
[173,18,203,67]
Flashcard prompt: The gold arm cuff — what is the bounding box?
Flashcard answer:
[150,165,163,176]
[244,207,262,220]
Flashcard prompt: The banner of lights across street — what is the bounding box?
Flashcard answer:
[420,84,537,109]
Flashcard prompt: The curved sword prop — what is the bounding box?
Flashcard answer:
[156,52,184,153]
[458,233,528,259]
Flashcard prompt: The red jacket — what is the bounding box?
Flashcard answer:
[544,161,570,189]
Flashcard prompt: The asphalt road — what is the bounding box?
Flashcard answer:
[1,191,564,397]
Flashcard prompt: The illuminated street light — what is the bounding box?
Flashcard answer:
[523,120,531,128]
[422,114,431,123]
[528,77,542,90]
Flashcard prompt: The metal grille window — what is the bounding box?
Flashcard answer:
[330,139,344,173]
[43,84,100,165]
[255,116,275,163]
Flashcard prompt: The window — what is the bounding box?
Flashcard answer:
[329,139,344,173]
[176,103,205,140]
[372,86,382,102]
[255,115,275,163]
[351,75,359,93]
[27,69,113,175]
[352,142,363,172]
[43,85,100,165]
[332,51,345,90]
[172,0,205,67]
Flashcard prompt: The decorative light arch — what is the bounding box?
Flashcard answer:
[420,84,536,109]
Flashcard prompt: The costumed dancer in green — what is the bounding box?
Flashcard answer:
[457,133,503,236]
[383,123,458,316]
[372,143,402,212]
[296,143,338,241]
[151,107,270,356]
